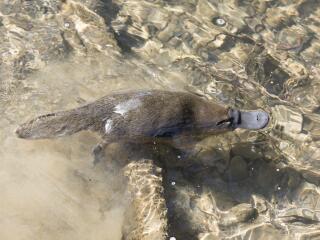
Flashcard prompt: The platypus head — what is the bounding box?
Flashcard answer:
[229,109,269,130]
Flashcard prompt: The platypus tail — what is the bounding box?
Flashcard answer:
[15,107,96,139]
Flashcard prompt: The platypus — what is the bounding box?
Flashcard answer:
[16,90,269,163]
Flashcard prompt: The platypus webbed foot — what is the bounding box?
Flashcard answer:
[230,109,269,130]
[92,142,109,166]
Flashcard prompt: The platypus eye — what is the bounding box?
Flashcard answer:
[216,118,233,127]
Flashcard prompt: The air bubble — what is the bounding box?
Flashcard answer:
[212,17,226,26]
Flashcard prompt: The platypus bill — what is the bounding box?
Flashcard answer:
[16,90,269,163]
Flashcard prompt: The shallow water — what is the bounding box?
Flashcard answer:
[1,0,320,239]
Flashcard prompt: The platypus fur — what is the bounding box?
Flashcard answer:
[16,90,269,163]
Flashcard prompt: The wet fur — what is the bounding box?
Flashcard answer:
[16,90,233,141]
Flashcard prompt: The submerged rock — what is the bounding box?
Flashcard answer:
[219,203,258,227]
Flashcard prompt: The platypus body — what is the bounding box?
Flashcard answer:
[16,90,269,163]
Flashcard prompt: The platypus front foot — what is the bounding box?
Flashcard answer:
[92,142,108,165]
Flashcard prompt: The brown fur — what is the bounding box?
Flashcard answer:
[16,90,233,141]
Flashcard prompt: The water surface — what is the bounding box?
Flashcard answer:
[1,0,320,239]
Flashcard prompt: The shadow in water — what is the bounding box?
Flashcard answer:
[90,135,318,239]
